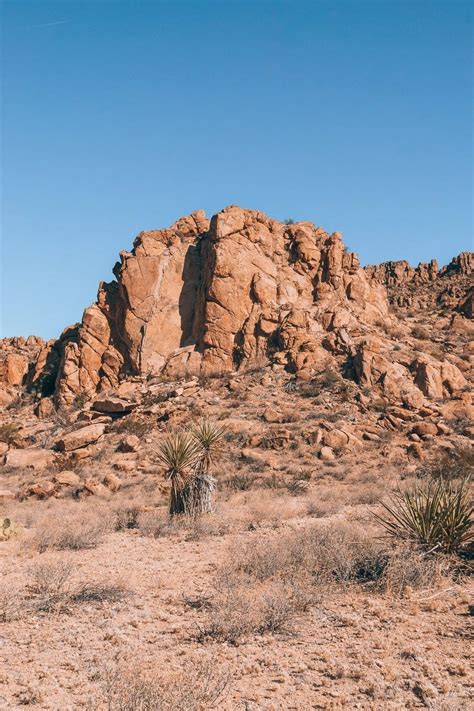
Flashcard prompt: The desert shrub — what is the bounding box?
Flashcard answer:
[29,559,73,612]
[286,472,310,496]
[138,509,172,537]
[32,508,111,552]
[188,418,226,516]
[197,520,445,643]
[28,558,129,614]
[71,582,128,604]
[111,416,154,437]
[114,506,141,530]
[72,392,88,409]
[0,582,24,622]
[222,473,258,490]
[157,430,201,516]
[198,577,306,643]
[380,547,441,597]
[0,422,20,445]
[374,478,473,554]
[416,447,474,482]
[225,522,389,588]
[100,656,230,711]
[448,416,473,437]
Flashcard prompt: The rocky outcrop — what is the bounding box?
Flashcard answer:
[3,206,471,411]
[365,252,473,312]
[43,206,390,405]
[364,259,439,287]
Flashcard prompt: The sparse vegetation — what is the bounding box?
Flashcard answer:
[99,656,230,711]
[32,508,111,552]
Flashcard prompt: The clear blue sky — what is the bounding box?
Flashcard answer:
[1,0,472,339]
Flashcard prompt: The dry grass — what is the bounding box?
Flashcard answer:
[31,505,112,552]
[0,582,24,622]
[99,655,230,710]
[29,558,74,612]
[16,556,130,616]
[197,520,443,643]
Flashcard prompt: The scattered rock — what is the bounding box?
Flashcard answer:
[27,480,56,498]
[263,408,284,424]
[407,442,424,459]
[83,478,109,497]
[322,429,350,450]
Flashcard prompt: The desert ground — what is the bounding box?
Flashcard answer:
[1,363,473,710]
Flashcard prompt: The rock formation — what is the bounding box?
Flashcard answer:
[1,206,473,411]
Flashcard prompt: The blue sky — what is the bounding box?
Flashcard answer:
[1,0,472,339]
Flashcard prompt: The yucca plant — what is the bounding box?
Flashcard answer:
[374,477,473,554]
[186,418,227,516]
[157,432,201,516]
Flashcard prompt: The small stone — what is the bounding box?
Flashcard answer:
[104,472,122,492]
[117,435,140,453]
[319,446,336,461]
[54,470,81,487]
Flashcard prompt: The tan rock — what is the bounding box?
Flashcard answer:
[5,448,56,471]
[35,398,55,419]
[54,470,81,487]
[55,424,106,451]
[319,446,336,460]
[412,422,438,437]
[1,353,29,386]
[83,478,109,497]
[263,408,284,424]
[117,435,140,453]
[0,386,13,407]
[92,396,137,414]
[113,460,136,473]
[413,358,467,399]
[322,429,350,450]
[27,480,56,498]
[104,472,122,491]
[0,442,8,458]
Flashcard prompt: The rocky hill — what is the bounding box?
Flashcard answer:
[0,204,472,490]
[1,205,472,412]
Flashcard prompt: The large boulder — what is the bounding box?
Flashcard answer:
[55,423,106,452]
[413,358,468,400]
[4,448,57,471]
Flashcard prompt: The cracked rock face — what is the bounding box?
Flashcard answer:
[6,205,471,409]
